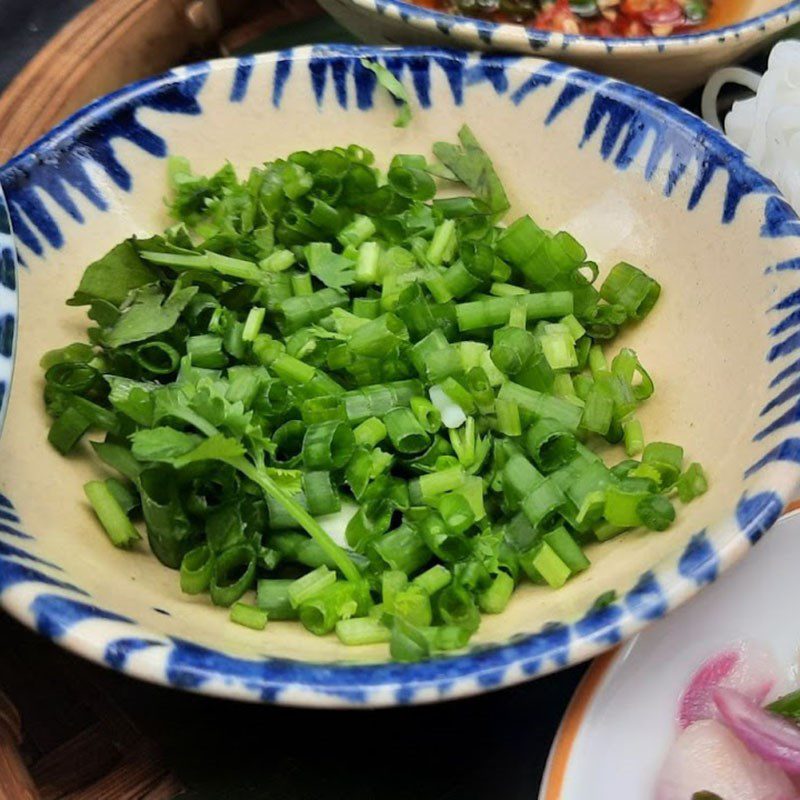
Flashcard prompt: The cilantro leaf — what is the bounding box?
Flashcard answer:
[305,242,356,289]
[106,376,158,427]
[130,427,200,462]
[433,125,510,221]
[101,283,198,348]
[190,378,253,437]
[130,429,245,467]
[360,59,412,128]
[167,158,239,224]
[68,240,158,306]
[263,467,303,495]
[172,434,246,466]
[153,386,221,438]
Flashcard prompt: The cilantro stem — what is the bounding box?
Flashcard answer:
[227,455,363,586]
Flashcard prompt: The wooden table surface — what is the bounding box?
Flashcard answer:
[0,3,586,798]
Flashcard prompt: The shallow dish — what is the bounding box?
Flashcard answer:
[1,45,800,707]
[318,0,800,97]
[539,507,800,799]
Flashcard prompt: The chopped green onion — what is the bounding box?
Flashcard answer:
[439,376,476,415]
[374,524,432,574]
[491,327,537,375]
[465,367,494,414]
[384,407,430,455]
[524,418,577,473]
[230,602,269,630]
[83,480,141,549]
[210,544,257,607]
[478,571,515,614]
[520,542,571,588]
[437,584,480,633]
[623,417,644,456]
[418,465,465,500]
[353,416,387,447]
[581,381,614,436]
[413,564,452,595]
[410,396,442,433]
[390,618,431,662]
[456,292,573,332]
[180,546,214,595]
[498,382,583,431]
[257,579,297,620]
[600,262,661,321]
[49,406,93,455]
[637,494,676,531]
[259,249,295,272]
[521,476,564,530]
[342,380,422,424]
[302,420,356,470]
[642,441,684,487]
[604,481,650,528]
[427,220,457,266]
[336,617,391,645]
[393,585,433,626]
[543,526,589,573]
[45,127,702,663]
[494,397,522,436]
[288,565,337,608]
[438,491,475,534]
[382,570,408,612]
[677,462,708,503]
[299,581,358,635]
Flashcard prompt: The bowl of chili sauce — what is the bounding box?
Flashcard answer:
[318,0,800,96]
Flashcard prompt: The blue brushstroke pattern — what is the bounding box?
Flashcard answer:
[230,54,255,102]
[678,531,719,584]
[510,60,570,105]
[31,594,132,639]
[625,572,668,620]
[762,196,800,238]
[573,604,624,645]
[770,356,800,388]
[105,637,165,669]
[0,62,209,256]
[747,438,800,477]
[736,491,784,544]
[272,50,293,108]
[0,245,15,290]
[0,557,86,595]
[0,540,61,570]
[760,375,800,416]
[755,399,800,440]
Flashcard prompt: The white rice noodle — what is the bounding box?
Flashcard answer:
[702,41,800,212]
[701,66,762,130]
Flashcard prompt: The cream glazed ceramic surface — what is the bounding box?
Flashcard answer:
[318,0,800,97]
[1,47,800,706]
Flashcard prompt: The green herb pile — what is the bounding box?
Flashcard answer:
[41,126,707,661]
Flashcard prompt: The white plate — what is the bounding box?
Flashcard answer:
[541,509,800,800]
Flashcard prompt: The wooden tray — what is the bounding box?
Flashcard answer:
[0,0,325,162]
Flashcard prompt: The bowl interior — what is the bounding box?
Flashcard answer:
[1,49,799,699]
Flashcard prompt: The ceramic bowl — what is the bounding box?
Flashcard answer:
[318,0,800,97]
[539,508,800,800]
[1,46,800,707]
